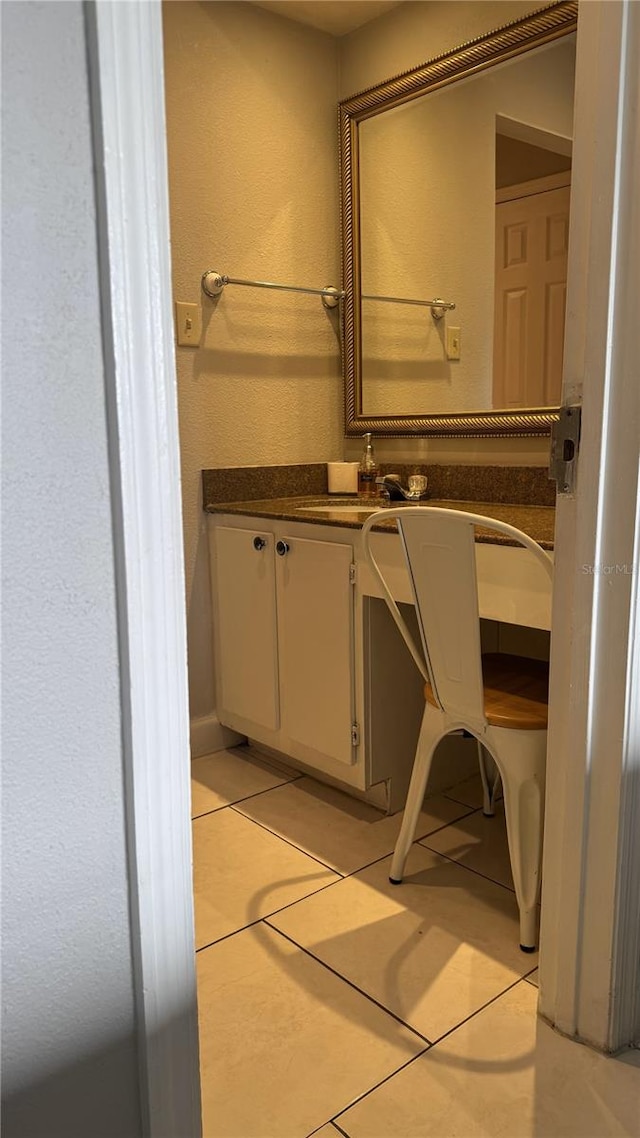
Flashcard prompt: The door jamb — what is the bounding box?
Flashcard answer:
[86,2,202,1133]
[540,0,640,1052]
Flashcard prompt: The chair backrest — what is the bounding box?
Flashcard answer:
[361,507,554,732]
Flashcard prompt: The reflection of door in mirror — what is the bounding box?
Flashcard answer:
[493,126,571,409]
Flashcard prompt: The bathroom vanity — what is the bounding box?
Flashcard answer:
[206,492,554,811]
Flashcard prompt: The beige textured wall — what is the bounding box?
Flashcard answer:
[3,3,141,1131]
[339,0,545,97]
[163,1,342,720]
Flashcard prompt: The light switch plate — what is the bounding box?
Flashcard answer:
[175,301,201,347]
[446,326,461,360]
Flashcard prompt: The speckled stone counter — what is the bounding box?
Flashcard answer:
[204,495,556,550]
[202,463,555,509]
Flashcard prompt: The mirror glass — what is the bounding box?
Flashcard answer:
[340,3,578,436]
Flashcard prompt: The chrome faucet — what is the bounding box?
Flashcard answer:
[375,474,429,502]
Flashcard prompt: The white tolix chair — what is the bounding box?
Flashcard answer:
[361,507,554,951]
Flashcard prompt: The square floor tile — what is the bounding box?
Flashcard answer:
[271,845,534,1042]
[193,809,338,948]
[234,776,472,875]
[338,981,640,1137]
[197,924,425,1138]
[191,746,298,818]
[444,772,502,811]
[421,802,514,891]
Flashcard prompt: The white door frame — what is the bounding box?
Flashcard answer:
[539,0,640,1052]
[86,0,639,1131]
[86,3,201,1135]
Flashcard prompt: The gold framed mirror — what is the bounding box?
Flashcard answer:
[339,1,578,437]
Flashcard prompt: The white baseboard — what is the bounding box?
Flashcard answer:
[190,713,245,758]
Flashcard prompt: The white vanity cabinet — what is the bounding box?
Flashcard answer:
[210,519,357,779]
[209,508,553,807]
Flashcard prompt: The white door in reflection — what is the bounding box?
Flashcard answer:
[494,173,571,409]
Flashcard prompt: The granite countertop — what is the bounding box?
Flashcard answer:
[205,495,556,550]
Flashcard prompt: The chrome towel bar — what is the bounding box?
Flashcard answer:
[201,269,455,318]
[362,293,456,320]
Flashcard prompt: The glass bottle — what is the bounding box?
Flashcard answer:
[358,432,379,498]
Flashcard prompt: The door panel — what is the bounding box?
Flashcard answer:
[544,280,567,402]
[214,526,279,731]
[502,288,528,405]
[276,537,354,766]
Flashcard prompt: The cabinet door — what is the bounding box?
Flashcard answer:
[213,526,279,731]
[276,537,354,766]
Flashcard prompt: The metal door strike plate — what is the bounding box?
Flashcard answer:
[550,406,581,494]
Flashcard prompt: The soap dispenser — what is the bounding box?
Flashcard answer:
[358,432,379,498]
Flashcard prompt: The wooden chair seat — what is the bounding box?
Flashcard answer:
[424,652,549,730]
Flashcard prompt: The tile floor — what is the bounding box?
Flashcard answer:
[192,746,640,1138]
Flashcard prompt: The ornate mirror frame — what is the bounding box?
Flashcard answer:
[339,0,579,438]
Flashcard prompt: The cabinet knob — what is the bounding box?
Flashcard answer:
[253,536,266,551]
[276,540,290,557]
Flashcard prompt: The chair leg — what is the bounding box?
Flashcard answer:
[390,708,442,884]
[486,728,546,952]
[477,742,501,817]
